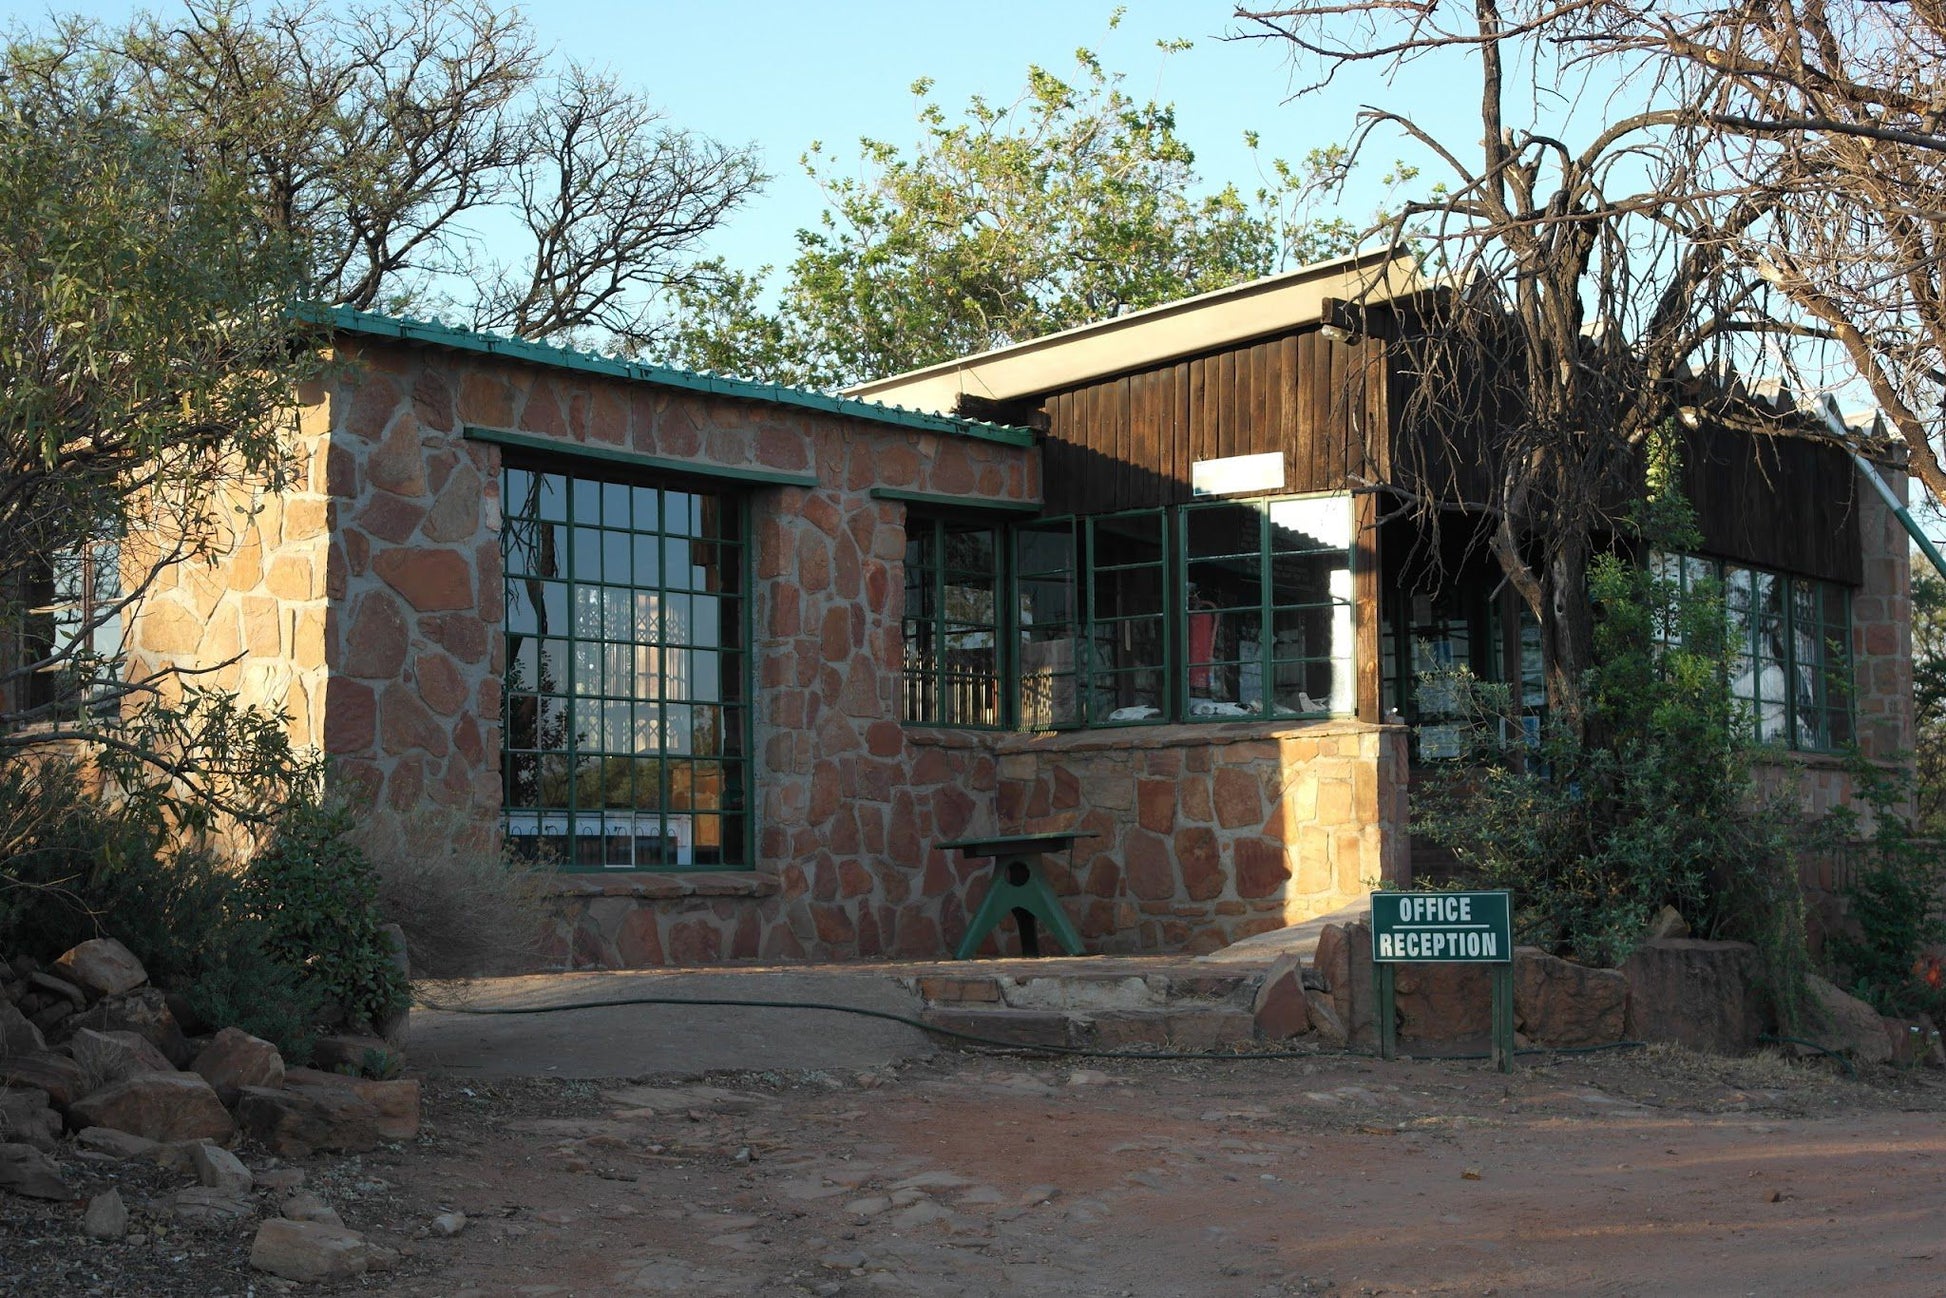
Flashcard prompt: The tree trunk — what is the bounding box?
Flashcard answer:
[1540,531,1592,738]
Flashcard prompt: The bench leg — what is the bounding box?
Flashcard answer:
[954,856,1085,959]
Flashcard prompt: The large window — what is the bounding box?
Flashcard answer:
[1655,554,1852,752]
[902,518,1003,726]
[986,494,1354,730]
[500,464,748,871]
[20,541,123,712]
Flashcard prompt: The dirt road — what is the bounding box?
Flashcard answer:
[11,1044,1946,1298]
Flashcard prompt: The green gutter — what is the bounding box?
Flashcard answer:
[1817,397,1946,581]
[309,305,1036,449]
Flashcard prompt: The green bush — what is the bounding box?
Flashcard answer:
[244,799,409,1034]
[1413,483,1811,1022]
[1824,762,1946,1020]
[178,918,324,1063]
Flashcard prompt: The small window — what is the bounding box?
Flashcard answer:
[21,540,123,711]
[902,517,1002,727]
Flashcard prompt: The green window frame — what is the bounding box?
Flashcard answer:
[1654,553,1853,753]
[500,461,750,871]
[902,517,1005,728]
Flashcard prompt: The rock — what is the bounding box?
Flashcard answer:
[190,1141,255,1195]
[1312,922,1378,1048]
[249,1218,373,1283]
[1304,988,1347,1047]
[1394,963,1493,1043]
[1621,939,1764,1055]
[309,1034,397,1076]
[257,1167,305,1192]
[235,1085,379,1157]
[0,1141,70,1200]
[74,1126,157,1159]
[430,1210,466,1236]
[0,1003,46,1055]
[0,1088,60,1152]
[52,939,148,1000]
[68,1028,175,1087]
[1645,906,1691,942]
[28,971,86,1009]
[1513,948,1629,1047]
[69,1071,235,1143]
[282,1191,345,1227]
[0,1052,89,1107]
[149,1138,217,1175]
[28,1001,72,1033]
[1797,975,1893,1065]
[1884,1014,1946,1067]
[66,989,191,1068]
[169,1186,253,1222]
[83,1188,128,1239]
[192,1028,285,1106]
[284,1068,420,1140]
[1252,954,1314,1040]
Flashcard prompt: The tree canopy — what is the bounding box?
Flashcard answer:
[666,44,1372,390]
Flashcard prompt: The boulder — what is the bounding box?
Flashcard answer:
[68,1029,175,1088]
[83,1188,128,1239]
[249,1218,373,1283]
[1798,975,1894,1065]
[1251,954,1313,1040]
[285,1068,420,1141]
[0,1053,89,1107]
[308,1034,394,1075]
[1304,988,1347,1047]
[235,1085,379,1157]
[1884,1014,1946,1067]
[28,971,86,1009]
[149,1138,217,1175]
[65,988,191,1068]
[73,1126,157,1159]
[1514,948,1629,1047]
[169,1186,253,1222]
[192,1028,285,1106]
[1312,922,1378,1048]
[1645,906,1691,942]
[282,1190,344,1227]
[0,1003,45,1055]
[52,939,147,1000]
[0,1088,60,1152]
[69,1072,234,1143]
[1621,939,1764,1055]
[0,1141,70,1200]
[190,1141,255,1195]
[1394,963,1493,1043]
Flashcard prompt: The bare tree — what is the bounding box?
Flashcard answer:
[119,0,763,351]
[1234,0,1786,730]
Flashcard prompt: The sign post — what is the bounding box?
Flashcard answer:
[1369,890,1516,1073]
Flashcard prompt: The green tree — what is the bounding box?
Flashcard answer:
[1912,567,1946,834]
[666,44,1369,389]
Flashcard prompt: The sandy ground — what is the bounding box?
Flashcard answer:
[274,1044,1946,1298]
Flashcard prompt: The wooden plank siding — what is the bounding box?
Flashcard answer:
[1680,424,1861,586]
[1038,327,1390,516]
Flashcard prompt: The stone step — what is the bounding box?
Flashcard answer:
[911,970,1254,1014]
[919,1005,1259,1052]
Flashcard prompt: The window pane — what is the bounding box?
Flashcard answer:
[1268,496,1352,552]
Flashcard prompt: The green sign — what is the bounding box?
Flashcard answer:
[1370,890,1512,964]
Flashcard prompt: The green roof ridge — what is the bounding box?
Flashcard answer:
[307,305,1036,447]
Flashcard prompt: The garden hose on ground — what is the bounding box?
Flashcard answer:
[1758,1033,1858,1078]
[420,991,1657,1065]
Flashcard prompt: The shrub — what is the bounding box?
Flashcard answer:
[1413,483,1811,1022]
[245,798,410,1033]
[178,918,325,1063]
[1824,761,1946,1020]
[353,806,547,980]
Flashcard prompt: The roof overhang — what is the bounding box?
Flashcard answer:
[844,249,1424,414]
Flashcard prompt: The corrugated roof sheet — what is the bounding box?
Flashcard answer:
[312,305,1036,448]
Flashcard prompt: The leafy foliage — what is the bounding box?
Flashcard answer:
[1414,483,1809,1018]
[244,799,410,1034]
[1824,761,1946,1021]
[667,42,1376,389]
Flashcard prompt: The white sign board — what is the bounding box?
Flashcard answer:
[1191,452,1285,497]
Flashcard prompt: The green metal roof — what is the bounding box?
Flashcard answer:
[315,305,1036,448]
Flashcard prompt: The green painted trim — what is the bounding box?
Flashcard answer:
[465,426,818,488]
[313,304,1035,447]
[870,487,1041,515]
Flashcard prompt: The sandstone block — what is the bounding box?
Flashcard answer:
[0,1053,88,1108]
[74,1126,156,1159]
[235,1085,380,1157]
[1313,922,1377,1048]
[52,939,147,999]
[1252,954,1314,1041]
[1799,974,1893,1065]
[1394,963,1494,1043]
[1305,989,1347,1046]
[191,1141,256,1195]
[170,1186,253,1222]
[0,1088,59,1151]
[193,1027,286,1106]
[282,1190,345,1227]
[69,1072,234,1143]
[83,1188,128,1239]
[68,1029,175,1087]
[249,1218,373,1283]
[1621,939,1762,1055]
[66,988,191,1067]
[0,1141,70,1200]
[1513,948,1628,1048]
[0,1004,43,1055]
[284,1068,420,1141]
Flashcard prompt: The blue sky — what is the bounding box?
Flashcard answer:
[0,0,1449,273]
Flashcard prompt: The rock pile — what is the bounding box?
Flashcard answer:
[0,936,421,1280]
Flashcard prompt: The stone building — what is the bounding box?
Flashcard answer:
[117,251,1912,967]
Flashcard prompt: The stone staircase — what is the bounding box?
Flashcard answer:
[904,962,1265,1051]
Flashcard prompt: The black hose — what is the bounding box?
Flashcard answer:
[1758,1032,1858,1078]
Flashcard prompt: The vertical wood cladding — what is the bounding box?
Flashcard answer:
[1039,328,1388,515]
[1681,424,1861,586]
